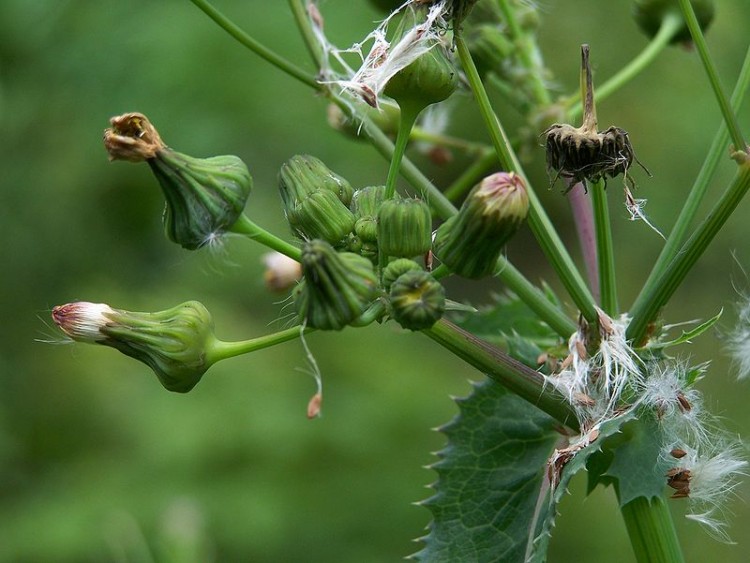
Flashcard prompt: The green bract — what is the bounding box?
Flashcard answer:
[149,152,252,250]
[377,198,433,258]
[295,240,379,330]
[103,112,252,250]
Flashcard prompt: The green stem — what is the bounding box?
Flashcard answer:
[620,496,684,563]
[678,0,747,152]
[230,214,301,261]
[496,0,551,107]
[636,44,750,297]
[209,325,311,362]
[423,319,578,429]
[443,149,497,202]
[385,104,420,200]
[493,256,578,337]
[564,13,682,121]
[628,162,750,344]
[456,33,598,323]
[409,128,488,155]
[591,181,617,314]
[189,0,321,91]
[287,0,324,68]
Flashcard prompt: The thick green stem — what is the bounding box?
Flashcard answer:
[565,14,682,121]
[423,319,578,429]
[628,163,750,344]
[189,0,320,91]
[209,325,310,362]
[230,214,301,261]
[456,33,598,323]
[640,44,750,292]
[620,496,685,563]
[385,104,420,200]
[678,0,747,152]
[591,180,617,315]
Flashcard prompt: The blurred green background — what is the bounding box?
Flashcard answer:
[1,0,750,561]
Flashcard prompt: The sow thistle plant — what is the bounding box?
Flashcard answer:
[50,0,750,560]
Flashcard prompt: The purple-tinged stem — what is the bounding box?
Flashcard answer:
[566,179,599,302]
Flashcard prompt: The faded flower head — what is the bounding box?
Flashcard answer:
[104,112,253,250]
[52,300,219,393]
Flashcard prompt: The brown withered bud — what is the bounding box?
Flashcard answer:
[543,45,648,193]
[103,112,165,161]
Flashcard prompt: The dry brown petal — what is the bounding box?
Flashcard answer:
[103,112,165,162]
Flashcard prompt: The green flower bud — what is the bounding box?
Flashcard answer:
[384,7,458,112]
[104,113,252,250]
[351,185,387,243]
[52,300,218,393]
[382,258,424,291]
[389,270,445,331]
[377,198,433,258]
[434,172,528,278]
[633,0,714,43]
[451,0,481,29]
[290,189,356,245]
[279,154,354,209]
[295,240,379,330]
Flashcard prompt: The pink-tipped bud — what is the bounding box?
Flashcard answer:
[52,302,114,343]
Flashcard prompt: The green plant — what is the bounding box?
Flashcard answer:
[49,0,750,560]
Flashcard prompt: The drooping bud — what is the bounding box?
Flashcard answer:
[383,5,458,114]
[52,301,218,393]
[295,240,379,330]
[389,270,445,331]
[633,0,714,44]
[104,113,253,250]
[377,198,433,258]
[382,258,424,291]
[278,155,356,244]
[433,172,528,278]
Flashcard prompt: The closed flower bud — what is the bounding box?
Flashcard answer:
[382,258,424,291]
[633,0,714,43]
[295,240,379,330]
[351,185,387,243]
[389,270,445,331]
[377,198,433,258]
[104,113,252,250]
[290,189,356,245]
[52,301,218,393]
[383,6,458,113]
[434,172,528,278]
[279,154,354,210]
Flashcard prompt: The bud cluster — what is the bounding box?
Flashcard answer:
[279,156,529,331]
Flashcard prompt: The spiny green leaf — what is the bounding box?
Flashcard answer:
[604,413,671,506]
[414,379,559,563]
[643,309,723,352]
[452,292,564,372]
[526,411,637,562]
